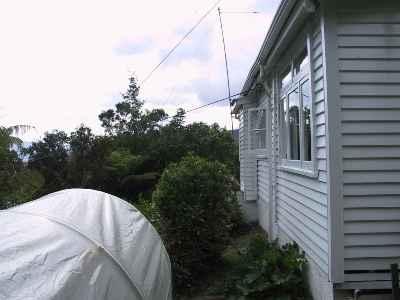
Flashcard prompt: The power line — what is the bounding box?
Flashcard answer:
[220,11,260,14]
[186,91,242,114]
[217,7,232,106]
[162,89,252,122]
[158,90,244,123]
[139,0,222,87]
[217,7,235,138]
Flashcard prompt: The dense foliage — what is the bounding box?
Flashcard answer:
[0,76,238,208]
[0,127,44,208]
[224,234,311,300]
[0,75,313,299]
[135,193,161,232]
[153,155,242,290]
[0,75,242,294]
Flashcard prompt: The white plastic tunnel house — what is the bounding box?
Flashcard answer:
[0,189,172,300]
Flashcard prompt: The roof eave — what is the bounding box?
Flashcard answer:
[241,0,298,94]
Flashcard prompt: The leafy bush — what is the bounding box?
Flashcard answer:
[152,154,242,290]
[224,234,311,300]
[135,193,161,232]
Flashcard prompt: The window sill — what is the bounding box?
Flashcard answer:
[250,149,268,157]
[256,154,269,160]
[277,163,318,178]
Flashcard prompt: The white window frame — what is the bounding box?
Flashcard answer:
[278,33,316,176]
[248,107,267,151]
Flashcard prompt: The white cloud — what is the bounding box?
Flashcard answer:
[0,0,279,140]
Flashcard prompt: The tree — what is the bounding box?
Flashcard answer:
[153,155,242,290]
[0,127,22,207]
[15,75,238,203]
[151,119,239,177]
[0,126,44,208]
[68,125,96,187]
[26,130,69,195]
[79,135,114,192]
[184,122,238,175]
[148,109,187,170]
[99,76,167,136]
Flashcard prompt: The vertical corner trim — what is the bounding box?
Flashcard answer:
[320,3,345,283]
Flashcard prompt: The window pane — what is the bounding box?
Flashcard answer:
[250,109,266,150]
[254,130,266,149]
[250,110,258,130]
[302,80,312,161]
[256,109,266,129]
[279,97,287,158]
[288,88,300,160]
[295,47,309,75]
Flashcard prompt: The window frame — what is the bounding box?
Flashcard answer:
[278,33,316,176]
[248,107,267,151]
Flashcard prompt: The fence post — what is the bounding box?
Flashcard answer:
[392,263,399,300]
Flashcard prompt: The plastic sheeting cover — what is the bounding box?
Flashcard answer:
[0,189,172,300]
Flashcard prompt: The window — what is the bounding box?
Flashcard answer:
[279,96,287,159]
[279,42,313,169]
[288,88,300,160]
[302,80,312,161]
[249,109,266,150]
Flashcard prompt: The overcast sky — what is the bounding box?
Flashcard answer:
[0,0,280,141]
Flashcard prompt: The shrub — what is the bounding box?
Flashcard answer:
[152,154,242,290]
[224,234,311,300]
[135,193,161,232]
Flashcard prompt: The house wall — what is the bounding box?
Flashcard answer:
[239,110,246,192]
[257,158,271,232]
[238,8,333,296]
[273,15,330,275]
[278,228,338,300]
[239,0,400,296]
[239,108,257,201]
[334,0,400,283]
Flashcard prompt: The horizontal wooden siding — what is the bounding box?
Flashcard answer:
[257,159,270,232]
[337,7,400,282]
[239,109,257,200]
[275,19,329,274]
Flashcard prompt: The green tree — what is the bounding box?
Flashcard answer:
[153,155,242,290]
[14,75,238,203]
[26,130,69,195]
[0,127,22,207]
[184,122,238,176]
[80,135,114,191]
[148,109,187,169]
[148,110,239,178]
[0,126,44,208]
[68,125,96,187]
[99,76,167,136]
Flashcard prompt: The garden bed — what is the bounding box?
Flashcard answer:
[179,224,311,300]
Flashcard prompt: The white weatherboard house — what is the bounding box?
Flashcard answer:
[234,0,400,299]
